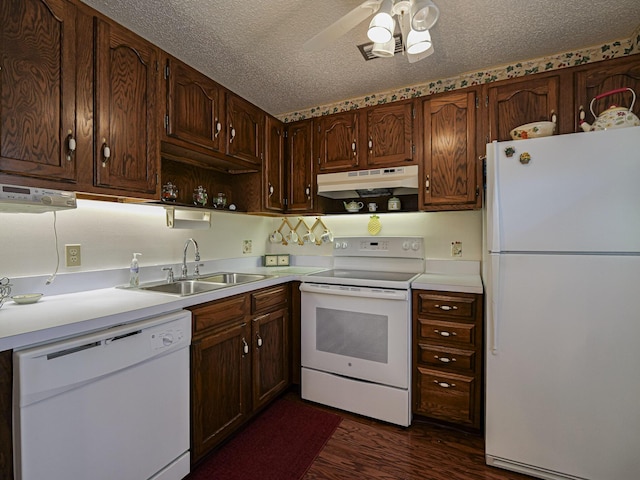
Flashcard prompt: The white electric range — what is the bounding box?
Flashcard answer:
[299,236,424,426]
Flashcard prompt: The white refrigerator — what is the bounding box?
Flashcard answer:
[483,127,640,480]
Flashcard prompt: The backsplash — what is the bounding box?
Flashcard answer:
[0,202,481,294]
[280,26,640,123]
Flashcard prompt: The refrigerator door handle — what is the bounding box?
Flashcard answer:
[486,142,501,253]
[489,254,501,354]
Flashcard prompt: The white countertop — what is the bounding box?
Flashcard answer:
[0,266,324,352]
[0,260,483,352]
[411,259,484,294]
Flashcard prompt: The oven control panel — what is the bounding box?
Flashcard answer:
[333,237,423,258]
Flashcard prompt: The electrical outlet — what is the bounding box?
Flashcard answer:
[451,241,462,257]
[65,244,82,267]
[277,254,290,266]
[264,254,278,266]
[242,240,252,254]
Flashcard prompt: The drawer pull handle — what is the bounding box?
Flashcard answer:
[256,333,263,348]
[434,380,456,388]
[434,304,458,311]
[435,356,456,363]
[434,329,456,337]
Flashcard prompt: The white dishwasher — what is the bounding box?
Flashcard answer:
[13,310,192,480]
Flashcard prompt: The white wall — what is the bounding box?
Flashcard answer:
[0,200,272,278]
[0,201,482,281]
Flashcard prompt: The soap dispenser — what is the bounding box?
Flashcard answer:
[129,253,142,287]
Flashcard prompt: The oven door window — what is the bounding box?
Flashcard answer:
[300,287,409,389]
[316,307,388,364]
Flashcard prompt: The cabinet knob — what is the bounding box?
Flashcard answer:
[268,183,274,197]
[305,185,311,199]
[352,140,357,156]
[434,304,457,311]
[101,139,111,167]
[66,130,76,162]
[434,329,456,337]
[229,125,236,143]
[425,175,430,192]
[368,137,373,153]
[256,334,263,348]
[433,380,456,388]
[242,338,249,355]
[434,355,456,363]
[214,119,222,138]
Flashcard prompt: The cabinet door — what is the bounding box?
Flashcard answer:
[574,55,640,130]
[366,102,414,167]
[264,116,285,212]
[316,112,360,172]
[421,89,480,210]
[226,93,264,166]
[0,0,78,183]
[487,74,559,142]
[164,57,223,152]
[252,309,289,410]
[94,18,159,194]
[0,350,12,480]
[191,321,251,462]
[287,120,314,212]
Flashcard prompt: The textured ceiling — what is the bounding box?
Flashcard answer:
[80,0,640,117]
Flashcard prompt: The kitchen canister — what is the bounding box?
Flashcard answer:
[387,196,401,211]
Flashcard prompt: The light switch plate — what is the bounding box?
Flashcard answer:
[264,254,278,266]
[277,254,290,266]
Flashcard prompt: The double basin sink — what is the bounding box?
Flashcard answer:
[132,273,273,297]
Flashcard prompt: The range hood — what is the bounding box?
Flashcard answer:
[317,165,419,199]
[0,184,77,213]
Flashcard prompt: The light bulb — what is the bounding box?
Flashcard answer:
[406,28,432,55]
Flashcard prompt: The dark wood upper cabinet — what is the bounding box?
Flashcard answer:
[316,112,361,172]
[487,74,560,142]
[0,0,78,183]
[365,101,415,167]
[264,116,285,212]
[163,57,223,153]
[94,17,159,195]
[287,120,314,212]
[574,55,640,130]
[226,93,264,167]
[420,89,481,210]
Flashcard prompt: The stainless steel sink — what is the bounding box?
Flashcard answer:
[125,272,272,297]
[197,272,271,284]
[136,279,226,296]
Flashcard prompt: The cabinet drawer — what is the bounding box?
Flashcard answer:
[415,367,476,425]
[251,285,288,314]
[418,344,476,372]
[417,319,476,347]
[190,294,248,334]
[416,292,476,319]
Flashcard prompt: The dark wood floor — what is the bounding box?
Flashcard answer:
[282,392,536,480]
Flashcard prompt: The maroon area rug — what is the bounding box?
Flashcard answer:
[189,398,342,480]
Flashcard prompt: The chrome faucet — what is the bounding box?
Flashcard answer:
[181,238,200,279]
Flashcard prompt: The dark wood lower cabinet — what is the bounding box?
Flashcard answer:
[189,284,290,464]
[0,350,12,480]
[191,319,251,462]
[413,290,484,431]
[252,308,289,410]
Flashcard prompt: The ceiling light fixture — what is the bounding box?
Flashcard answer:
[366,0,439,62]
